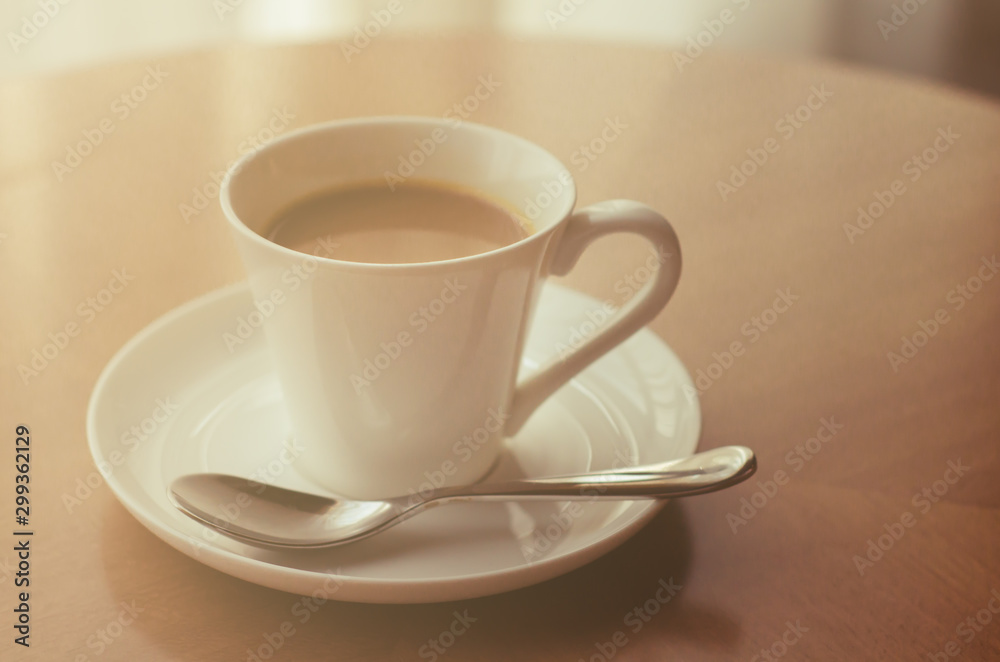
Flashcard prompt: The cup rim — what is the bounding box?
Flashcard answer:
[220,115,578,271]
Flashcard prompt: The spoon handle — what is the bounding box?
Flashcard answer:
[428,446,756,502]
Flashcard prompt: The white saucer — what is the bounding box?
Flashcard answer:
[87,282,700,604]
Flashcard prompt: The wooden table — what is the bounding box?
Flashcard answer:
[3,37,999,661]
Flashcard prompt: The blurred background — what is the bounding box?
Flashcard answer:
[1,0,998,98]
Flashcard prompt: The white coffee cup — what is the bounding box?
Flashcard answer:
[221,117,681,499]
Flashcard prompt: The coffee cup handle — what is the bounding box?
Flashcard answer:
[506,200,682,434]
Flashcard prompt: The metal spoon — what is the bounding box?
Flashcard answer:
[168,445,755,549]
